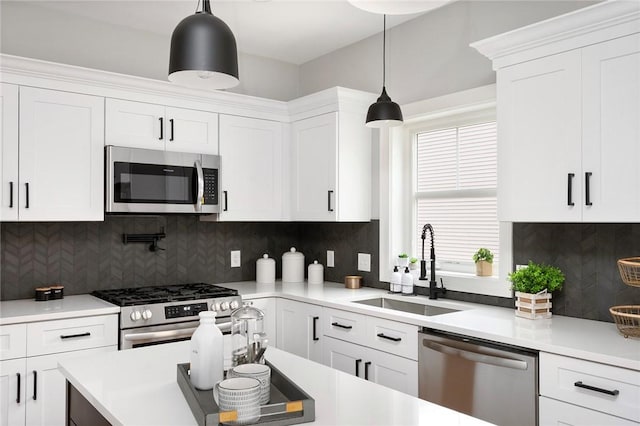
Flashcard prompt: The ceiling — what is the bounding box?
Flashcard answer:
[17,0,452,64]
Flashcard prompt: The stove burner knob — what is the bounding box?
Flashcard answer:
[209,302,219,312]
[141,309,153,320]
[130,310,142,322]
[220,301,230,311]
[230,300,240,310]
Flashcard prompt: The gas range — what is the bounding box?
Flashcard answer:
[92,283,242,349]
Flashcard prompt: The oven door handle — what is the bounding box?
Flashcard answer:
[123,321,231,342]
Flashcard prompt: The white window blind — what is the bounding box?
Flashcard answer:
[415,121,498,272]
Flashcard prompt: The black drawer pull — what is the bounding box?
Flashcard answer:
[16,373,21,403]
[377,333,401,342]
[25,183,29,209]
[328,190,334,212]
[355,359,362,377]
[169,118,174,141]
[567,173,575,206]
[364,361,371,380]
[223,191,228,212]
[585,172,593,206]
[32,370,37,401]
[159,117,164,140]
[9,181,13,208]
[312,316,319,341]
[60,332,91,340]
[574,381,619,396]
[331,322,352,330]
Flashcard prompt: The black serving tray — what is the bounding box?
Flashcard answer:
[177,362,315,426]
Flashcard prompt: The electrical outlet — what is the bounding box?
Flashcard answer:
[327,250,334,268]
[358,253,371,272]
[230,250,241,268]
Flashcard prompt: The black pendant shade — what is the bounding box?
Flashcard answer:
[168,0,239,90]
[366,15,403,128]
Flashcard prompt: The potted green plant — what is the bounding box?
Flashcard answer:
[472,248,494,277]
[397,253,409,268]
[409,257,419,271]
[508,261,565,319]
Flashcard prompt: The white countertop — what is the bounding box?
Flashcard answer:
[223,281,640,371]
[0,294,119,325]
[58,340,492,426]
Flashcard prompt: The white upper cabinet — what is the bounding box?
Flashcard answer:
[289,88,374,222]
[473,1,640,222]
[105,99,218,155]
[0,83,19,221]
[16,87,104,222]
[217,115,285,221]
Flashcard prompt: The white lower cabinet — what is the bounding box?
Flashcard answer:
[0,358,26,426]
[276,299,323,363]
[322,336,418,397]
[539,396,638,426]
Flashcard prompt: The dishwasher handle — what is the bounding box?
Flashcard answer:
[423,339,529,371]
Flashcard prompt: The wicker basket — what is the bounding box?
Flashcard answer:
[617,257,640,287]
[609,306,640,338]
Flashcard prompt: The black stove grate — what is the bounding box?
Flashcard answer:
[91,283,238,306]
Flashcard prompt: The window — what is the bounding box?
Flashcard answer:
[413,120,498,275]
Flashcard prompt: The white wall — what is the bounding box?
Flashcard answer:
[299,0,597,104]
[0,1,300,102]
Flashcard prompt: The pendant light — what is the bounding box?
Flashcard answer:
[168,0,239,90]
[366,14,403,128]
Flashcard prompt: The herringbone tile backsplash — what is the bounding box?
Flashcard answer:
[0,217,379,301]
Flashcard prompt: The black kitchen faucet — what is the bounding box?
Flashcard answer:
[419,223,446,299]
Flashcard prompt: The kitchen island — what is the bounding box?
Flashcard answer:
[58,340,492,426]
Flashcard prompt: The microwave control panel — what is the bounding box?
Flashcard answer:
[203,169,218,205]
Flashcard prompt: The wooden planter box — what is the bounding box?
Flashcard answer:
[475,261,493,277]
[515,290,552,319]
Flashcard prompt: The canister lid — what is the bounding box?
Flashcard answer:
[309,260,323,269]
[283,247,304,258]
[257,253,275,264]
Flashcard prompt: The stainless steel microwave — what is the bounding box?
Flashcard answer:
[105,146,220,214]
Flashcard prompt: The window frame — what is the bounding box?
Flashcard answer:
[378,84,512,298]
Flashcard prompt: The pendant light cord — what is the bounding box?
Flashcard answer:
[382,14,386,87]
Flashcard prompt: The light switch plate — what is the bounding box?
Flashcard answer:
[358,253,371,272]
[231,250,241,268]
[327,250,335,268]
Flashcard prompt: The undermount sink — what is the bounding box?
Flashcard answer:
[352,297,459,316]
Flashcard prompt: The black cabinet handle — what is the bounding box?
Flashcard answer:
[364,361,371,380]
[377,333,401,342]
[574,381,619,396]
[159,117,164,140]
[328,190,334,212]
[355,359,362,377]
[60,332,91,340]
[9,181,13,208]
[16,373,20,403]
[169,118,174,141]
[32,370,37,401]
[567,173,575,206]
[25,183,29,209]
[223,191,228,211]
[331,322,352,330]
[585,172,592,206]
[312,316,319,341]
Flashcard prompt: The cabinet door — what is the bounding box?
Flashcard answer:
[497,51,582,222]
[276,299,323,363]
[219,115,283,221]
[367,345,418,397]
[25,347,115,426]
[0,84,19,221]
[244,298,277,347]
[165,107,218,155]
[0,358,26,426]
[19,87,104,221]
[291,113,337,221]
[582,33,640,222]
[322,336,366,379]
[539,396,637,426]
[105,99,165,150]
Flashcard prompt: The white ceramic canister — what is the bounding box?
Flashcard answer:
[190,311,224,390]
[308,260,324,285]
[256,254,276,284]
[282,247,304,283]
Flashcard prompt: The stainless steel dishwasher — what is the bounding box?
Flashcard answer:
[419,329,538,426]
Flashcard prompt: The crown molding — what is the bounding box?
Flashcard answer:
[471,0,640,69]
[288,86,376,122]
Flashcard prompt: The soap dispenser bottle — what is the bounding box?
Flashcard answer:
[402,267,414,295]
[190,311,224,390]
[390,266,402,293]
